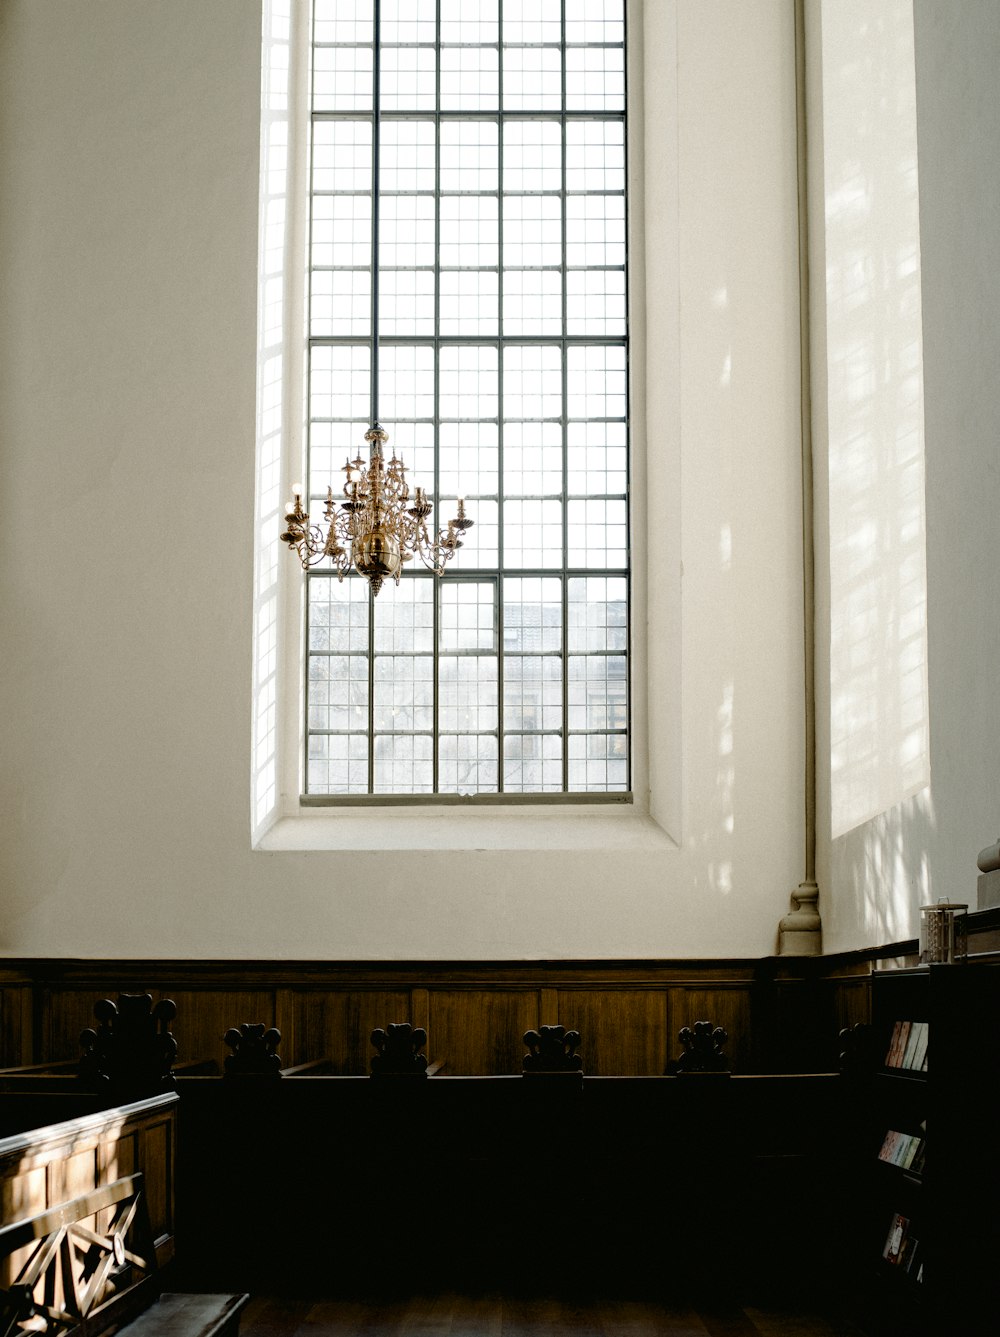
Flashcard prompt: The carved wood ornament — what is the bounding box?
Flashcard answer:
[667,1020,730,1074]
[224,1023,283,1077]
[522,1024,583,1073]
[370,1022,428,1076]
[78,993,178,1096]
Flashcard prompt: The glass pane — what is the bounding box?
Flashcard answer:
[565,120,624,193]
[309,575,370,652]
[378,270,435,335]
[373,578,435,653]
[568,577,628,652]
[503,345,562,420]
[503,0,561,45]
[374,734,434,792]
[439,733,499,793]
[567,345,627,419]
[503,733,562,793]
[503,655,563,731]
[503,498,563,570]
[440,121,499,193]
[503,422,562,497]
[310,345,370,421]
[308,656,369,732]
[374,655,434,730]
[565,0,624,45]
[440,47,500,110]
[567,498,628,568]
[568,731,627,791]
[440,581,496,651]
[440,0,500,45]
[311,268,370,337]
[503,47,562,111]
[439,271,499,336]
[503,578,563,653]
[314,0,374,46]
[440,196,500,268]
[503,121,562,193]
[379,344,436,421]
[313,45,373,112]
[567,421,628,497]
[568,654,627,730]
[566,269,627,336]
[439,345,499,420]
[308,732,369,793]
[312,120,372,194]
[379,120,436,192]
[381,0,436,43]
[503,270,562,335]
[503,196,562,268]
[565,46,625,112]
[566,195,626,268]
[380,195,436,268]
[381,46,437,110]
[440,422,499,501]
[439,656,499,732]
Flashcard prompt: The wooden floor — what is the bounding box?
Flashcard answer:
[240,1294,870,1337]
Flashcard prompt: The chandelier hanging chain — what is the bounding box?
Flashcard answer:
[280,0,472,596]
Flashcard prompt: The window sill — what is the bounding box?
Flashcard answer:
[254,802,677,853]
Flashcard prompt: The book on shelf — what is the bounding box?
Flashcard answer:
[883,1212,910,1264]
[901,1022,921,1069]
[882,1212,922,1273]
[884,1019,928,1070]
[878,1128,925,1171]
[886,1021,910,1067]
[910,1020,929,1070]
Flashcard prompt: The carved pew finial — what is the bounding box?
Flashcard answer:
[224,1023,283,1078]
[370,1022,428,1076]
[78,993,178,1096]
[666,1019,730,1075]
[522,1024,583,1074]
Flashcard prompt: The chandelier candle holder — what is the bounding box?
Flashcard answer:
[280,0,471,596]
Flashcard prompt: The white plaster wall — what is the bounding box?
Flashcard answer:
[813,0,1000,951]
[0,1,804,960]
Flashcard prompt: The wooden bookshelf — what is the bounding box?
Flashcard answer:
[850,961,1000,1336]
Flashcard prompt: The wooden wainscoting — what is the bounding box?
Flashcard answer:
[1,958,787,1076]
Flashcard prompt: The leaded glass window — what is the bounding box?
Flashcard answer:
[305,0,629,798]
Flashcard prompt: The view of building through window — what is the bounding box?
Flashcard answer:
[305,0,628,797]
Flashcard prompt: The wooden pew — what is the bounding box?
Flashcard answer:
[168,1069,849,1305]
[0,1093,179,1273]
[0,1172,247,1337]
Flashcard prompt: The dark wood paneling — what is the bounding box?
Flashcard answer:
[426,989,539,1075]
[546,988,669,1075]
[669,985,753,1073]
[291,988,412,1073]
[11,942,997,1077]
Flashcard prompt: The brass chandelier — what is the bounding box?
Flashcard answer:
[281,0,471,597]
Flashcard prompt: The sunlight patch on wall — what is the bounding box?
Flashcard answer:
[824,0,930,840]
[252,0,291,838]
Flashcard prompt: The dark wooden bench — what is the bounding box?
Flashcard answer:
[0,1172,247,1337]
